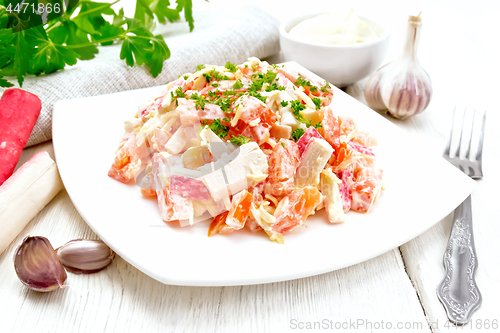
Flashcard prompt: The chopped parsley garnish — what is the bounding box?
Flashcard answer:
[320,81,331,93]
[233,80,244,90]
[249,70,277,92]
[313,122,323,129]
[225,62,238,73]
[183,75,190,80]
[196,64,206,71]
[205,119,229,139]
[294,74,319,93]
[190,93,207,110]
[280,100,289,107]
[210,82,220,87]
[311,97,322,110]
[294,75,311,88]
[281,142,286,148]
[247,91,267,103]
[230,135,252,146]
[213,97,233,112]
[290,100,306,114]
[291,128,305,141]
[265,83,286,92]
[170,86,186,102]
[290,100,310,126]
[203,73,213,81]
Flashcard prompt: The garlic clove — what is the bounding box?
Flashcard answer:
[364,64,390,111]
[14,236,67,292]
[56,239,115,274]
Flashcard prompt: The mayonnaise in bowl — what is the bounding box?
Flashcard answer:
[289,8,379,45]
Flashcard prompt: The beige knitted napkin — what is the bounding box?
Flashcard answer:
[6,5,280,147]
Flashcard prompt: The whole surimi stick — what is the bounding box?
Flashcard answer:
[0,151,63,255]
[0,88,42,185]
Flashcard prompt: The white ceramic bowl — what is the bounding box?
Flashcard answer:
[279,13,391,87]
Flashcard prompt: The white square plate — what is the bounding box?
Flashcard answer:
[53,62,475,286]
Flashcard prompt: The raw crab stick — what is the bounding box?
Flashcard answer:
[0,88,42,185]
[0,151,63,255]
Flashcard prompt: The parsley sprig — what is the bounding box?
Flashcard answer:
[230,134,252,146]
[0,0,198,87]
[203,119,229,139]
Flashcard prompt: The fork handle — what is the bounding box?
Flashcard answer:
[437,195,482,325]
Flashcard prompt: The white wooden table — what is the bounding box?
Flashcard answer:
[1,0,499,332]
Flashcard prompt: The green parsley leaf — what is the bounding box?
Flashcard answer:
[281,142,285,148]
[206,119,229,139]
[291,128,305,141]
[176,0,195,32]
[233,79,243,90]
[230,135,252,146]
[225,62,237,73]
[311,97,322,110]
[175,86,186,98]
[146,34,170,77]
[0,74,14,88]
[313,122,323,129]
[190,92,207,110]
[26,26,79,76]
[289,100,312,126]
[280,100,289,107]
[320,81,331,92]
[247,91,267,103]
[196,64,205,71]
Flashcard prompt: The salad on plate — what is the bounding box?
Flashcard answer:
[108,57,383,243]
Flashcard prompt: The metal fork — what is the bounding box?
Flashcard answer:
[437,108,486,325]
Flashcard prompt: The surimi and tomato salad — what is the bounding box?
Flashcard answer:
[108,57,383,243]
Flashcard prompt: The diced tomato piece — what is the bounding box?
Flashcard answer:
[265,139,300,196]
[208,190,253,236]
[199,103,225,121]
[108,133,142,183]
[319,107,341,151]
[349,158,383,213]
[238,100,277,145]
[237,95,269,123]
[272,186,322,234]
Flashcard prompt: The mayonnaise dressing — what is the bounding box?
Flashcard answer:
[289,8,379,44]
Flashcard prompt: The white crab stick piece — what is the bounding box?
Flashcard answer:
[295,138,334,187]
[320,169,346,224]
[0,151,63,254]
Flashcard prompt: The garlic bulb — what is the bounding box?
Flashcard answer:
[14,236,67,292]
[56,239,115,274]
[364,14,432,119]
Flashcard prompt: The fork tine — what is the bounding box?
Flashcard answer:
[464,109,476,161]
[455,108,467,158]
[443,107,456,158]
[476,111,486,162]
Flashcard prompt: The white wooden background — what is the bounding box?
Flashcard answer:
[1,0,500,332]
